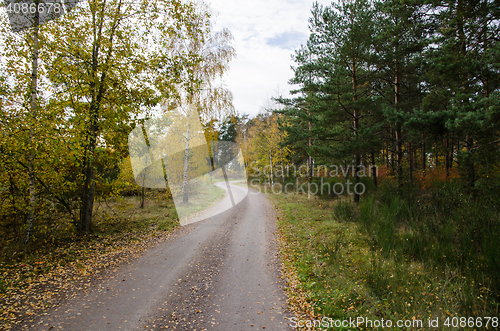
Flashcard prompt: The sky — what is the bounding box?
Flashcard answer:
[207,0,332,118]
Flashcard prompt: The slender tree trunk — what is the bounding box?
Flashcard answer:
[79,18,107,232]
[243,127,248,168]
[390,128,397,175]
[449,135,454,170]
[79,0,121,232]
[352,55,360,203]
[445,134,450,176]
[371,152,377,189]
[182,121,191,203]
[408,143,413,181]
[395,42,403,184]
[422,133,426,176]
[457,0,475,188]
[79,107,98,233]
[140,186,145,208]
[385,136,390,168]
[279,145,285,183]
[269,139,274,186]
[414,146,418,171]
[465,134,475,187]
[481,0,489,99]
[139,122,154,208]
[308,119,312,179]
[26,2,40,243]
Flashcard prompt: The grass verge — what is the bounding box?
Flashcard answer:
[268,181,500,330]
[174,178,226,218]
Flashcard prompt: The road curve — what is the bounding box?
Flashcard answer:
[32,183,292,331]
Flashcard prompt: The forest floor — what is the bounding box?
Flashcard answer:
[0,195,180,330]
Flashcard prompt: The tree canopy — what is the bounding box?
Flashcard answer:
[0,0,234,240]
[276,0,500,197]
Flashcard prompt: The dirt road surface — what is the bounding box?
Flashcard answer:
[32,183,292,330]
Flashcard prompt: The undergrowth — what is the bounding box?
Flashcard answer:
[269,177,500,330]
[0,194,179,329]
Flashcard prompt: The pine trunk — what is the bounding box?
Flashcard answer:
[457,0,475,188]
[408,143,413,181]
[371,152,377,189]
[395,42,403,184]
[352,56,360,203]
[422,133,426,175]
[308,119,312,179]
[445,135,450,176]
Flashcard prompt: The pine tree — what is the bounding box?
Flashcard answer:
[279,0,379,201]
[421,0,500,187]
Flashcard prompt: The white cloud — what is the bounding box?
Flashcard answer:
[207,0,332,117]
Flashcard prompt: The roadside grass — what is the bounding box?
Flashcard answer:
[0,193,179,330]
[93,194,179,233]
[269,180,500,330]
[228,180,249,188]
[174,177,226,218]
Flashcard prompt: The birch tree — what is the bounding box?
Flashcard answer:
[1,0,207,234]
[162,0,235,203]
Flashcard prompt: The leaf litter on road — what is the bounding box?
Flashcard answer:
[0,227,178,330]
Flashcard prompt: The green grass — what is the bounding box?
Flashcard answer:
[269,180,500,330]
[174,179,226,218]
[93,195,179,233]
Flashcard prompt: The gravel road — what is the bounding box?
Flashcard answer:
[33,183,292,331]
